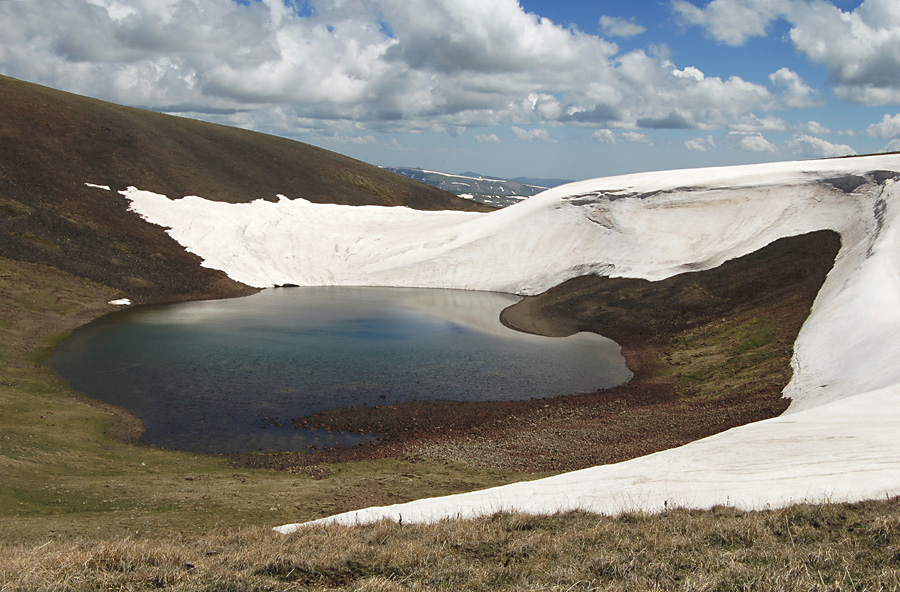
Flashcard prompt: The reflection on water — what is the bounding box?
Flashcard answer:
[47,287,631,454]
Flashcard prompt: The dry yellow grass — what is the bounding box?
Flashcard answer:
[3,499,899,591]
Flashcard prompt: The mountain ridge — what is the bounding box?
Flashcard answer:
[0,75,482,303]
[383,166,570,207]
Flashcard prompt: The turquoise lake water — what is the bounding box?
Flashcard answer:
[47,287,631,453]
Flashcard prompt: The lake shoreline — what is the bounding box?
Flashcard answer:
[235,230,839,475]
[48,287,628,455]
[237,321,787,475]
[43,230,836,478]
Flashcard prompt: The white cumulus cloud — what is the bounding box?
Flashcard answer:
[511,126,556,142]
[866,114,900,139]
[675,0,900,106]
[591,129,617,144]
[786,134,857,158]
[789,0,900,105]
[621,131,654,145]
[349,135,378,145]
[599,15,646,38]
[769,67,820,109]
[672,0,794,46]
[798,121,833,136]
[729,114,789,133]
[0,0,833,140]
[723,131,777,153]
[685,135,716,152]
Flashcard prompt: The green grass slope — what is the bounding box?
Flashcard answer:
[2,77,897,590]
[0,77,520,544]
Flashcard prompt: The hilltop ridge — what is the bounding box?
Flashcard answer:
[383,166,571,207]
[0,75,480,303]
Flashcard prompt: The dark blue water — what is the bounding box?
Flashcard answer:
[47,287,631,454]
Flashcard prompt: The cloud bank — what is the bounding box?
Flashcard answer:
[0,0,893,175]
[0,0,848,135]
[674,0,900,105]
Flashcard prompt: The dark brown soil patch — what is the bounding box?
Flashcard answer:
[237,230,840,474]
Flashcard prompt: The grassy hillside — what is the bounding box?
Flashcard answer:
[4,499,900,591]
[0,76,519,545]
[0,75,483,304]
[2,76,896,590]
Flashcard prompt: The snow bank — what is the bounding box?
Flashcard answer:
[277,384,900,531]
[118,154,900,527]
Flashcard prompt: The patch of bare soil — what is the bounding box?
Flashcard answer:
[237,230,840,474]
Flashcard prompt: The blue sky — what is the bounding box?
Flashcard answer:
[1,0,898,181]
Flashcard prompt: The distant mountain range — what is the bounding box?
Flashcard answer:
[383,167,572,207]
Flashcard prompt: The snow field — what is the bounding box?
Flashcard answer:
[118,154,900,529]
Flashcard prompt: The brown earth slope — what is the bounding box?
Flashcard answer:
[0,75,482,304]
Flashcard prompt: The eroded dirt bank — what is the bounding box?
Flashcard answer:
[237,230,841,474]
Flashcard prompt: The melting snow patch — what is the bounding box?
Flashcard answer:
[84,183,111,191]
[108,298,132,306]
[115,155,900,527]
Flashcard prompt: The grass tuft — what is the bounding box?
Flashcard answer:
[3,500,900,590]
[0,197,32,218]
[665,313,790,399]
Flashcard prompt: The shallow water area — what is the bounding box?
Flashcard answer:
[48,287,631,454]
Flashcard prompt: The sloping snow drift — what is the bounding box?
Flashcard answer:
[120,154,900,529]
